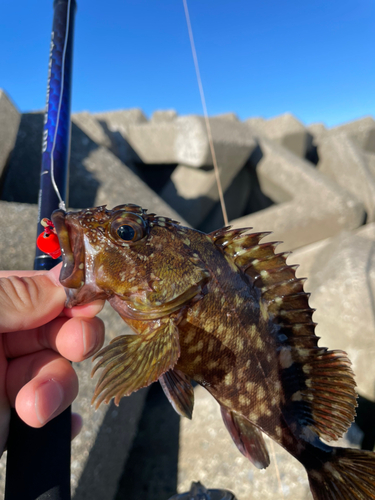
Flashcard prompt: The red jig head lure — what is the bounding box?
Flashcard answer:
[36,218,62,259]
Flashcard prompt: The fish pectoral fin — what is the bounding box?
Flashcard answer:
[91,319,180,408]
[221,407,270,470]
[159,369,194,419]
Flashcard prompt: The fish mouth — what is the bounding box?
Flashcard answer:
[51,209,85,289]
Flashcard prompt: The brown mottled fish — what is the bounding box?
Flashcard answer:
[52,204,375,500]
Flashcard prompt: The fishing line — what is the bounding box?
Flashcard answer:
[269,438,285,499]
[182,0,229,226]
[50,0,72,212]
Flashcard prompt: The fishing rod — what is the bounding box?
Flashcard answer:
[5,1,76,498]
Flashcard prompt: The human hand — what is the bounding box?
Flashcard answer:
[0,263,105,456]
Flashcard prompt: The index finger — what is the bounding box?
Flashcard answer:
[0,267,66,333]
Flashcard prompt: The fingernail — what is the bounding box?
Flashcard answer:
[82,320,98,357]
[35,379,64,425]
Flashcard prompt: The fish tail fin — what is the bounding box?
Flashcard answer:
[307,447,375,500]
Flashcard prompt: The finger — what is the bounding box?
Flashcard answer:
[0,266,66,334]
[7,350,78,428]
[62,299,105,318]
[0,262,62,280]
[71,412,83,440]
[4,316,105,362]
[0,270,48,278]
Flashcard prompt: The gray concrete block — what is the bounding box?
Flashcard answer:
[160,165,220,227]
[317,132,375,221]
[1,112,185,225]
[0,90,20,178]
[72,112,112,149]
[364,152,375,179]
[178,385,357,499]
[93,108,147,130]
[151,110,178,122]
[0,201,38,270]
[307,122,327,138]
[198,166,252,232]
[127,115,255,167]
[246,113,313,159]
[244,116,266,130]
[1,112,56,204]
[290,227,375,402]
[93,109,148,164]
[160,132,257,227]
[212,112,239,122]
[331,116,375,153]
[231,137,365,252]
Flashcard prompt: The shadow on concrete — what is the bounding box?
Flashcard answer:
[0,113,101,208]
[115,383,180,500]
[73,388,148,500]
[355,395,375,451]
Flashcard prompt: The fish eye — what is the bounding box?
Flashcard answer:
[109,212,147,245]
[117,225,135,241]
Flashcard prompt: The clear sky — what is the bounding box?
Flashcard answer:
[1,0,374,127]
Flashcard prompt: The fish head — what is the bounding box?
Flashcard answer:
[52,204,209,314]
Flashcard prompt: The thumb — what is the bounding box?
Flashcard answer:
[0,266,66,334]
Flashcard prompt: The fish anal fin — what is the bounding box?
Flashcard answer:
[221,407,270,470]
[307,448,375,500]
[91,319,180,408]
[159,369,194,419]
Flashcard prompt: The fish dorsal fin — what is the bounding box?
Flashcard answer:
[91,318,180,408]
[210,227,357,442]
[221,407,270,470]
[159,369,194,419]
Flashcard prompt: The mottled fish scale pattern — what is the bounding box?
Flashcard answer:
[210,227,357,443]
[52,204,375,500]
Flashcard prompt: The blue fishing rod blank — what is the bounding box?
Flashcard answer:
[5,1,76,499]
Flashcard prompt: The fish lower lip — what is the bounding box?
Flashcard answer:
[51,209,85,288]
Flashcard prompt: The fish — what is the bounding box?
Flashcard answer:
[52,203,375,500]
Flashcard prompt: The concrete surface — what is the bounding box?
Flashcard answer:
[127,114,256,168]
[231,137,365,252]
[246,112,313,159]
[331,116,375,153]
[151,110,178,122]
[0,90,20,178]
[290,227,375,402]
[0,90,20,177]
[178,385,358,500]
[307,122,327,138]
[93,108,147,164]
[72,112,113,150]
[317,132,375,222]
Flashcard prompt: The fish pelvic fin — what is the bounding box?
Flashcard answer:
[91,318,180,408]
[159,369,194,419]
[307,447,375,500]
[221,407,270,470]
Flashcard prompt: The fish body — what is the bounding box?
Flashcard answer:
[52,204,375,500]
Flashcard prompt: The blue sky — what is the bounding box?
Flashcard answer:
[1,0,374,127]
